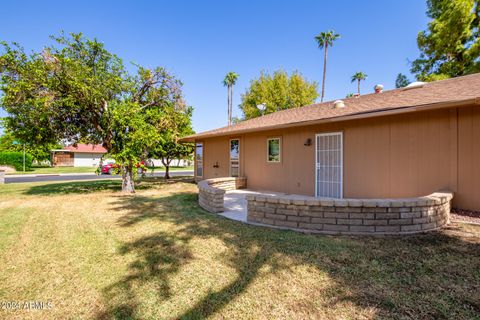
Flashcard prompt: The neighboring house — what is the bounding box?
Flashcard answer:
[181,74,480,211]
[146,159,192,168]
[51,144,191,168]
[51,144,107,167]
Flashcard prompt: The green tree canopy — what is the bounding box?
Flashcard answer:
[315,30,340,102]
[0,131,60,163]
[351,71,367,94]
[148,106,194,179]
[0,32,189,192]
[239,70,318,120]
[411,0,480,81]
[395,73,411,88]
[223,72,239,126]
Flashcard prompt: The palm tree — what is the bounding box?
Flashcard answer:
[223,72,239,125]
[315,30,340,102]
[351,72,368,95]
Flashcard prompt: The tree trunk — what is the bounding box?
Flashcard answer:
[121,164,135,193]
[165,165,170,180]
[228,85,232,125]
[321,42,328,103]
[230,85,234,123]
[162,158,171,180]
[358,80,360,94]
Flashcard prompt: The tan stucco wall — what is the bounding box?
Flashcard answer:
[196,105,480,211]
[457,106,480,211]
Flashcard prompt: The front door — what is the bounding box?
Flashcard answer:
[315,132,343,198]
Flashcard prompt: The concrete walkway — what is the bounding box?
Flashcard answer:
[221,189,313,223]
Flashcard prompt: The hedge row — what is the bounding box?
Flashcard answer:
[0,152,33,171]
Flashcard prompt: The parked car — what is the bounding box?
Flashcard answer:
[99,161,147,175]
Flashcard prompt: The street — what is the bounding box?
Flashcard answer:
[4,170,194,184]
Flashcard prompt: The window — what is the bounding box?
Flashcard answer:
[267,138,281,162]
[195,143,203,178]
[230,139,240,177]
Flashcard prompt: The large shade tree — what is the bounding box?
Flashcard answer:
[0,33,188,192]
[351,71,367,95]
[148,105,194,179]
[239,70,318,120]
[411,0,480,81]
[315,30,340,102]
[223,72,239,126]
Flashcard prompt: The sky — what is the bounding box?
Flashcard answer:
[0,0,429,133]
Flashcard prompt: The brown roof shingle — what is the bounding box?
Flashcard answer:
[183,73,480,141]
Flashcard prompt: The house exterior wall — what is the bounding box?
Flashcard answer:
[52,152,74,166]
[457,106,480,211]
[146,159,191,167]
[196,105,480,211]
[73,153,103,167]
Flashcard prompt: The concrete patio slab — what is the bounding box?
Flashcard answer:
[221,189,313,222]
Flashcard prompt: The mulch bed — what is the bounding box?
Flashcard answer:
[451,208,480,225]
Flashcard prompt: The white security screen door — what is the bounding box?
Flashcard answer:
[315,132,343,198]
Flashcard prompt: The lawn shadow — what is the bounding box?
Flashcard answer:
[24,177,194,196]
[25,180,123,195]
[96,188,480,319]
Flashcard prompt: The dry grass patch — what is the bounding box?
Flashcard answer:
[0,178,479,319]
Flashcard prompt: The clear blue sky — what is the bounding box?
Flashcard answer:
[0,0,428,133]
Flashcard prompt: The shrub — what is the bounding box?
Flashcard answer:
[0,152,33,171]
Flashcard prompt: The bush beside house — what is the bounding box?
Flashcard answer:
[0,151,33,171]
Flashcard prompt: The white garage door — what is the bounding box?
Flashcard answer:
[73,153,101,167]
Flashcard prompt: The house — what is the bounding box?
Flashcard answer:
[182,73,480,212]
[51,144,107,167]
[51,144,191,168]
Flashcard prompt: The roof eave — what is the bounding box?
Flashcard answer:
[180,97,479,142]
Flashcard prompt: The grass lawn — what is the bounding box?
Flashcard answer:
[6,166,97,175]
[0,178,479,319]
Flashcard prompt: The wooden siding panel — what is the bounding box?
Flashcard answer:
[203,137,229,178]
[457,106,480,210]
[197,106,479,210]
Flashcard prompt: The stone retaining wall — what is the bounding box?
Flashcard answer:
[0,170,4,184]
[247,192,453,235]
[198,177,247,213]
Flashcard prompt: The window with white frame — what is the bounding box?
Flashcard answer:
[267,138,281,162]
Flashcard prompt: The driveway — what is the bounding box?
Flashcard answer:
[5,170,193,183]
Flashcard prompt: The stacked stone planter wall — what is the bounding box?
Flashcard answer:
[198,177,247,213]
[0,170,4,184]
[247,192,453,235]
